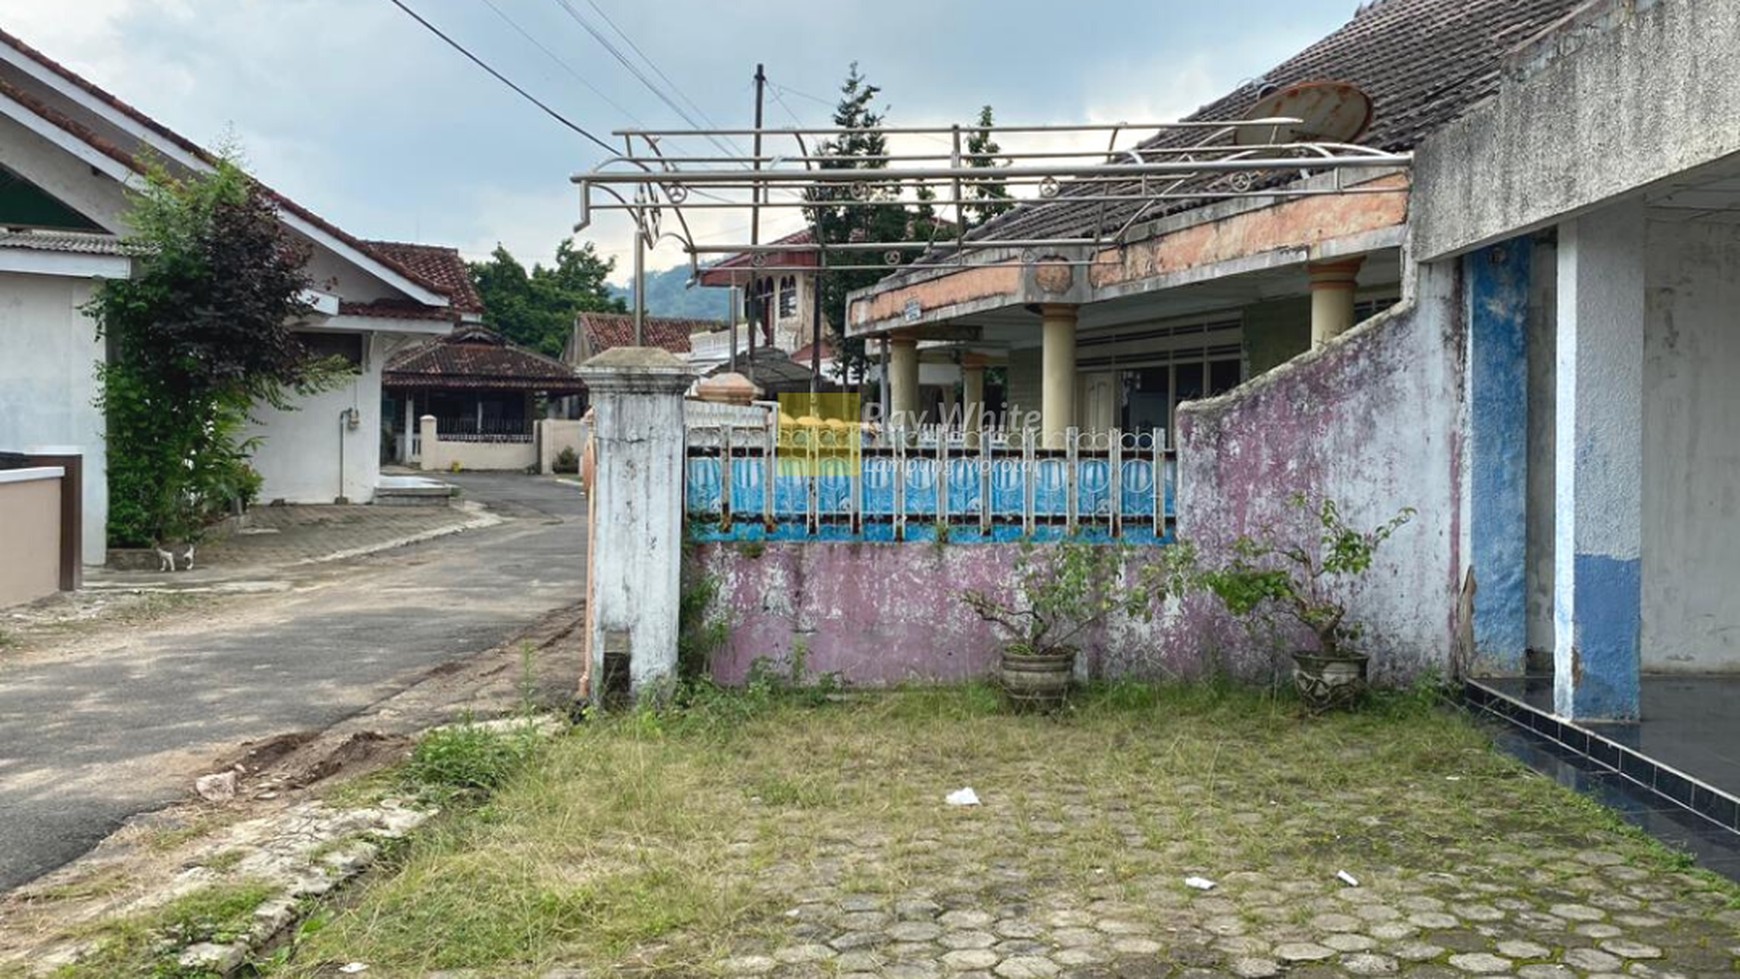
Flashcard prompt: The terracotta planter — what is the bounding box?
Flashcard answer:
[1000,646,1077,712]
[1292,651,1369,713]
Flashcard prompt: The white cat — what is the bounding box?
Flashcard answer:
[154,542,196,572]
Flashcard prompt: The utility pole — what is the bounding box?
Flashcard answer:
[747,64,766,372]
[632,222,645,346]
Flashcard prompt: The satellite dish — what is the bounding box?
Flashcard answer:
[1234,80,1373,146]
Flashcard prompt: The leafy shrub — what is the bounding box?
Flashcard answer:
[404,722,538,798]
[553,445,580,474]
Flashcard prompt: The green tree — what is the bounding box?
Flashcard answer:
[963,105,1013,230]
[89,155,352,547]
[804,63,924,384]
[468,239,624,357]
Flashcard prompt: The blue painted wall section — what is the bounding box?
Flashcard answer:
[1564,553,1642,719]
[1468,240,1532,673]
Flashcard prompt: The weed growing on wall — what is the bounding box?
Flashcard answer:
[87,152,353,548]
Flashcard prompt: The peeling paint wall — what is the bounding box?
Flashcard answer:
[1526,239,1559,658]
[1642,217,1740,673]
[692,542,1250,687]
[1175,262,1464,680]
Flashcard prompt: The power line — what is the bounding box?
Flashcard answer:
[581,0,719,134]
[385,0,616,155]
[479,0,640,127]
[546,0,742,160]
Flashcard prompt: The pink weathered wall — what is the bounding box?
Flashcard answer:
[1176,262,1465,682]
[692,542,1245,687]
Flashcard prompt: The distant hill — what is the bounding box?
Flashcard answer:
[608,265,732,322]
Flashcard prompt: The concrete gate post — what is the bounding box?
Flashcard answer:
[577,347,695,707]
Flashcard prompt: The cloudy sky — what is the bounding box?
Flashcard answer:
[7,0,1360,281]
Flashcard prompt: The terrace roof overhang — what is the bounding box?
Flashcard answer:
[846,166,1409,342]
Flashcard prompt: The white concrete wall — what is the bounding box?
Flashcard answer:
[245,341,382,504]
[537,418,585,474]
[421,434,536,473]
[0,272,108,564]
[1642,216,1740,672]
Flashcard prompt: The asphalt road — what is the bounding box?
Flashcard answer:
[0,474,585,892]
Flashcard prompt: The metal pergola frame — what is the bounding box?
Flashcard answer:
[571,117,1409,388]
[571,118,1409,276]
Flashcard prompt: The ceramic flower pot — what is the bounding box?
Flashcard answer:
[1000,646,1077,712]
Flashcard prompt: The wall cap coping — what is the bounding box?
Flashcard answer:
[579,346,696,393]
[0,466,65,485]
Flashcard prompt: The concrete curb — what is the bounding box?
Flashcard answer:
[80,504,504,592]
[286,502,502,568]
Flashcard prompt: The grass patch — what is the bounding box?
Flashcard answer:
[47,880,275,979]
[400,718,543,804]
[268,683,1740,978]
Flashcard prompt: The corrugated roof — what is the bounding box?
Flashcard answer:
[958,0,1587,248]
[384,325,583,393]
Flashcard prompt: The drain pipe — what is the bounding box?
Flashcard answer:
[337,407,358,503]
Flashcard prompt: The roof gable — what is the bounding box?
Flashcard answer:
[0,27,469,312]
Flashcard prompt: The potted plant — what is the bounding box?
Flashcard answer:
[962,541,1156,710]
[1197,495,1414,712]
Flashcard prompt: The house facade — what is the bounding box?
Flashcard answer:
[841,0,1740,722]
[0,28,475,560]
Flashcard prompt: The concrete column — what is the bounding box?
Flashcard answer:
[1040,303,1077,448]
[418,415,438,472]
[1467,239,1531,674]
[962,357,987,447]
[577,347,696,707]
[1555,201,1644,721]
[889,336,919,430]
[401,395,414,465]
[1309,258,1365,346]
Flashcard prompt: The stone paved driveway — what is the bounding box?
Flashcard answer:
[280,690,1740,979]
[724,846,1740,978]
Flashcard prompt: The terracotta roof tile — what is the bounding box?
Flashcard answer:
[385,325,583,392]
[362,240,484,313]
[575,312,706,357]
[957,0,1589,248]
[0,229,129,255]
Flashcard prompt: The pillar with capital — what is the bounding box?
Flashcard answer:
[1308,257,1365,346]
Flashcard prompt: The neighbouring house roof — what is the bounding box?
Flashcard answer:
[384,325,585,394]
[572,311,705,360]
[951,0,1588,249]
[0,228,129,255]
[0,27,475,314]
[707,346,815,390]
[362,240,485,314]
[697,229,816,286]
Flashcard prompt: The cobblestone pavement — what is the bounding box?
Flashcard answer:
[719,836,1740,979]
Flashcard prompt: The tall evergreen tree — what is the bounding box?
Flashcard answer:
[963,105,1013,230]
[804,64,915,383]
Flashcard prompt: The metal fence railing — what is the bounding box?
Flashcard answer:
[683,413,1173,544]
[432,417,534,444]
